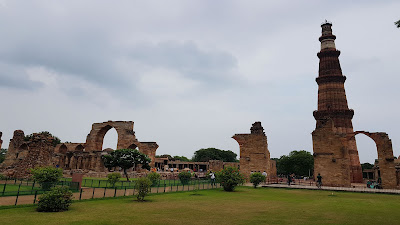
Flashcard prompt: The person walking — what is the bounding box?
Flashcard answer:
[210,171,216,186]
[317,173,322,188]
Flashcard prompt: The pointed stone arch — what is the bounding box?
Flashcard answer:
[347,131,397,189]
[85,121,141,152]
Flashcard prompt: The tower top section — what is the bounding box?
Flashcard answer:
[319,21,337,50]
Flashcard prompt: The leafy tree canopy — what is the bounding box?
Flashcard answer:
[0,148,7,164]
[172,156,190,162]
[361,162,374,171]
[276,150,313,176]
[24,131,61,147]
[102,148,151,181]
[192,148,238,162]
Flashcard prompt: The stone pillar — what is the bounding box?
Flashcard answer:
[139,142,159,168]
[232,122,275,181]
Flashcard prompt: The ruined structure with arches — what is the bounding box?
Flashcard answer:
[312,22,399,189]
[0,121,159,178]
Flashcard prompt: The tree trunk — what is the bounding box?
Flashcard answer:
[124,169,130,181]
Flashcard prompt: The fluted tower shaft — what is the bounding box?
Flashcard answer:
[313,22,363,183]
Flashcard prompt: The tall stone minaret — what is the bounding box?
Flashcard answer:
[313,21,363,183]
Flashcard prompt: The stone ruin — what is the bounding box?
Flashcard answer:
[313,22,399,189]
[313,120,399,189]
[232,122,277,181]
[0,121,158,178]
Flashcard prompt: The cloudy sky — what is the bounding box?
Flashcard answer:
[0,0,399,163]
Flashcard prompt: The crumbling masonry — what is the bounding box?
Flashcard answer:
[0,121,158,178]
[233,122,277,180]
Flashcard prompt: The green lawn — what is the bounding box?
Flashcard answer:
[0,187,399,225]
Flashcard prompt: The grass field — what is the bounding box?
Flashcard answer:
[0,186,399,225]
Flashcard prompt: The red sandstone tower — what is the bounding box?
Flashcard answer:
[313,21,363,183]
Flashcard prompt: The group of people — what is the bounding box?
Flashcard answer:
[366,177,382,189]
[287,173,322,188]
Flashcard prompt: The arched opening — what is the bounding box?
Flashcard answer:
[355,133,378,181]
[59,144,68,154]
[75,144,84,152]
[16,144,28,159]
[101,127,118,150]
[128,143,138,150]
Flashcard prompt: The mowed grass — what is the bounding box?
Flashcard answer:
[0,186,399,225]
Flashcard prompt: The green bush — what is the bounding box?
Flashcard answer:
[250,172,266,188]
[216,166,245,192]
[178,171,192,185]
[134,177,152,201]
[147,172,161,186]
[37,186,73,212]
[107,172,122,187]
[30,166,63,190]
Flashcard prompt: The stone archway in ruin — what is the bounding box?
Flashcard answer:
[347,131,397,189]
[85,121,141,152]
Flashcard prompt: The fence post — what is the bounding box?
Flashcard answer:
[31,180,36,192]
[15,184,21,206]
[2,182,6,196]
[114,188,117,197]
[98,180,101,187]
[92,188,95,199]
[79,188,83,200]
[33,190,38,204]
[124,187,127,196]
[91,179,93,187]
[103,187,107,198]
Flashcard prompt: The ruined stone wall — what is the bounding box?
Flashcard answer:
[358,132,397,189]
[1,121,159,178]
[85,121,140,152]
[312,120,351,187]
[0,131,55,178]
[233,122,276,181]
[138,142,159,168]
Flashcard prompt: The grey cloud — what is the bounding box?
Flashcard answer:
[0,62,42,90]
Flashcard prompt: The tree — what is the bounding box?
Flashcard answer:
[395,20,400,28]
[216,166,245,192]
[134,177,152,201]
[192,148,238,162]
[30,166,63,190]
[361,163,374,171]
[37,186,73,212]
[178,171,192,185]
[172,156,190,162]
[147,172,161,186]
[0,148,7,164]
[107,172,122,187]
[250,172,266,188]
[102,148,151,181]
[276,150,313,176]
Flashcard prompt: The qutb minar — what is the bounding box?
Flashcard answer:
[313,21,363,183]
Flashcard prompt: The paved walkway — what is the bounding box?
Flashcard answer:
[262,183,400,194]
